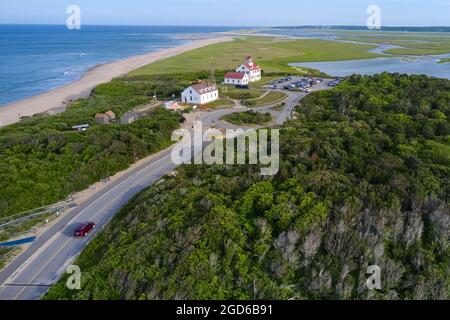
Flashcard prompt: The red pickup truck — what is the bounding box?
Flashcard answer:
[74,222,96,237]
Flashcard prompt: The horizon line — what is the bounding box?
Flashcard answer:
[1,23,450,28]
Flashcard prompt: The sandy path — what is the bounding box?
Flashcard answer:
[0,36,233,127]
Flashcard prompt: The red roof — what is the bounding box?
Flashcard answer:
[225,72,246,80]
[244,63,261,71]
[105,111,116,118]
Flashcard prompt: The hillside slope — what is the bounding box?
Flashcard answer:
[46,73,450,300]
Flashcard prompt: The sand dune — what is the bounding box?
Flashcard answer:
[0,36,233,127]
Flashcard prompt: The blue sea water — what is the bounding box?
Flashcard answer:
[0,25,241,106]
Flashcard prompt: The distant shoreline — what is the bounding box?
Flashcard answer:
[272,26,450,33]
[0,35,233,127]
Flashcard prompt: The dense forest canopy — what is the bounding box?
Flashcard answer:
[0,71,210,218]
[46,73,450,300]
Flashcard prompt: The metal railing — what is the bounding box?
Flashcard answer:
[0,201,75,230]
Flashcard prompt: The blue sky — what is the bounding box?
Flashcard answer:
[0,0,449,26]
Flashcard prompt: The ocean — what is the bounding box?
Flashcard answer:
[0,25,241,106]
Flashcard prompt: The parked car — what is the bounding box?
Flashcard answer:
[74,222,96,237]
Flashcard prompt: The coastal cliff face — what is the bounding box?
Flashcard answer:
[300,200,449,299]
[46,73,450,300]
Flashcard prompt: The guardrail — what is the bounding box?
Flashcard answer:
[0,206,64,229]
[0,202,75,230]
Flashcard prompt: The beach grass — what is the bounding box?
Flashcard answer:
[437,58,450,64]
[129,36,381,76]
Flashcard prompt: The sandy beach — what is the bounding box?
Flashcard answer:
[0,36,233,127]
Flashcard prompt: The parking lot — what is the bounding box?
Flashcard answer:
[266,76,341,93]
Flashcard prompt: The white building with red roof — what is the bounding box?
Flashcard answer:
[224,72,250,86]
[236,56,262,82]
[181,82,219,105]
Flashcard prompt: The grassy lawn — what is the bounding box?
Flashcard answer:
[245,91,288,107]
[218,86,265,100]
[222,111,274,126]
[199,98,235,109]
[129,36,380,76]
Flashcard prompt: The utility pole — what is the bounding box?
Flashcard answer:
[210,62,216,85]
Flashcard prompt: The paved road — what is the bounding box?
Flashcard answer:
[201,90,308,129]
[0,82,332,300]
[0,146,178,300]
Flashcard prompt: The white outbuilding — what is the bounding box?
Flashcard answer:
[181,82,219,105]
[224,72,250,86]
